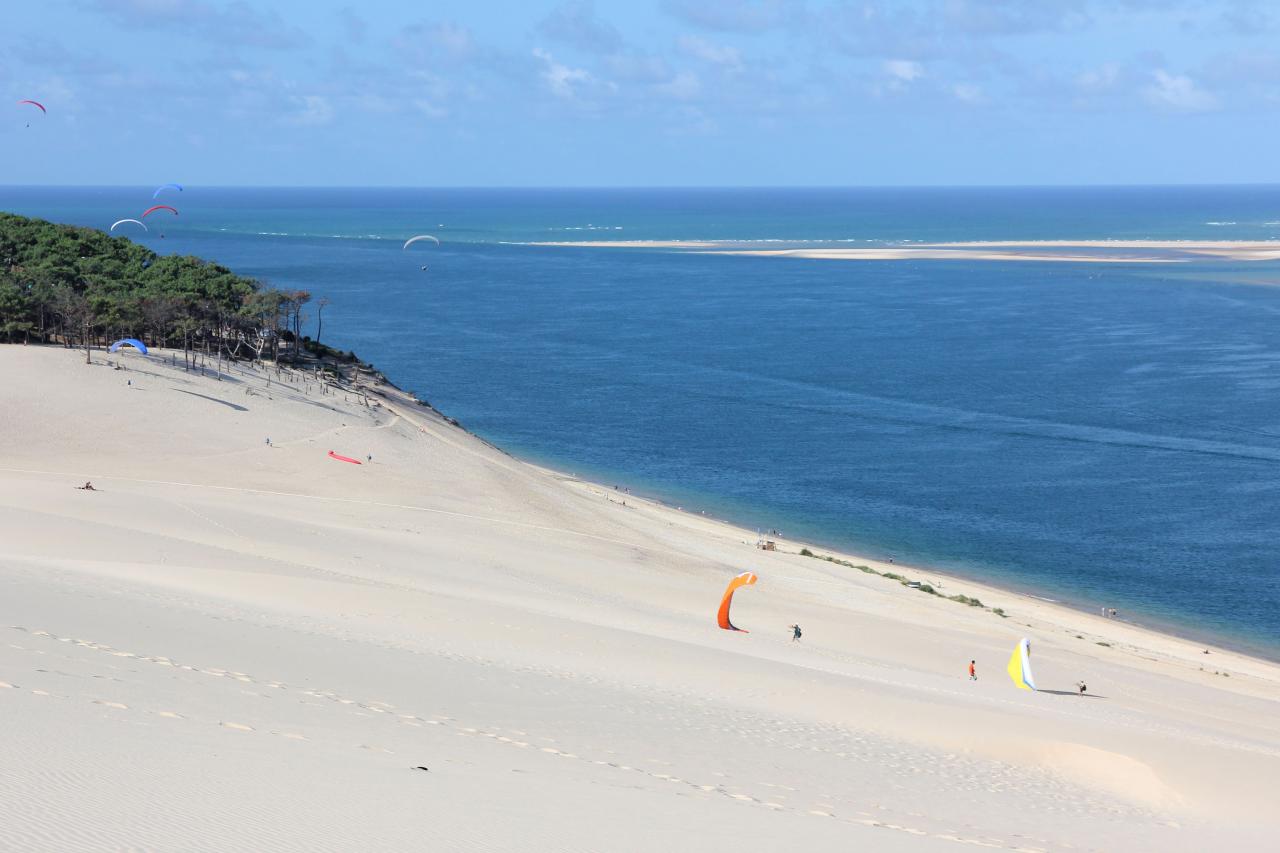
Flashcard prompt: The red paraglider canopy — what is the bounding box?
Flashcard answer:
[18,99,46,113]
[141,205,178,218]
[717,571,758,632]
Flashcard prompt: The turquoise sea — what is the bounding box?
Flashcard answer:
[6,185,1280,656]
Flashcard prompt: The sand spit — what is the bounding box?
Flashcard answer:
[532,239,1280,263]
[1,345,1278,851]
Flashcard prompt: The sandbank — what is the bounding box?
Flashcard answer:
[531,239,1280,263]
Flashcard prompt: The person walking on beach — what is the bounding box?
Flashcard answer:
[1076,680,1088,695]
[789,624,802,642]
[969,660,977,680]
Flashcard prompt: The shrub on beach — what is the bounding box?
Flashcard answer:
[798,547,1005,616]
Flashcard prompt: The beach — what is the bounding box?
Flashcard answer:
[1,344,1278,851]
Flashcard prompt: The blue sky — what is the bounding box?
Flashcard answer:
[3,0,1277,186]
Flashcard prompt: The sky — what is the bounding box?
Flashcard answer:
[3,0,1279,186]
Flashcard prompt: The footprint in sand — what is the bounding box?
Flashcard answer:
[157,711,183,719]
[0,681,15,689]
[93,700,128,709]
[221,722,254,732]
[275,732,307,741]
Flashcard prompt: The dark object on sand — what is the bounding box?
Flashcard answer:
[77,482,96,491]
[413,766,429,772]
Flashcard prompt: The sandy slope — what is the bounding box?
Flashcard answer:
[1,345,1278,852]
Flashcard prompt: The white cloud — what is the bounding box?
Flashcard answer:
[85,0,309,50]
[1143,69,1216,111]
[1075,63,1120,93]
[661,0,788,34]
[538,1,623,53]
[884,59,924,82]
[533,48,597,99]
[394,21,477,67]
[656,71,702,100]
[423,22,475,61]
[285,95,333,126]
[413,99,448,119]
[677,35,743,71]
[951,82,982,103]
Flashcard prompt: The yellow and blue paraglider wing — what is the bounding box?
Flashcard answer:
[1007,645,1029,689]
[1007,638,1036,690]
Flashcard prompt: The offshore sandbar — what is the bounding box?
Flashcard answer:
[529,239,1280,263]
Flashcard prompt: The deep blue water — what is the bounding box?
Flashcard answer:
[6,186,1280,656]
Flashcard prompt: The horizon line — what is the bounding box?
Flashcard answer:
[4,182,1280,191]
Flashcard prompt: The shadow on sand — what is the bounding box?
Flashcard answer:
[1038,689,1106,698]
[174,389,249,412]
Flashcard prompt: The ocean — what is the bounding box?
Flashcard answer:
[6,185,1280,656]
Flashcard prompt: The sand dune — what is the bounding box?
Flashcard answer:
[2,345,1278,851]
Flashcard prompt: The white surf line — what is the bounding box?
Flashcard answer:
[0,465,660,554]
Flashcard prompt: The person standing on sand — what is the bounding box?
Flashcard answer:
[789,624,802,642]
[1076,681,1088,695]
[969,660,977,680]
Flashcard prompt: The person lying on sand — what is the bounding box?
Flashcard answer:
[77,482,96,491]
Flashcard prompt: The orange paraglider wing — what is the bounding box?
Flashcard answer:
[717,571,758,632]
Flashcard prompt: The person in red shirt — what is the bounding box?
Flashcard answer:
[968,660,977,680]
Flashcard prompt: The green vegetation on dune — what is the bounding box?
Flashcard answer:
[797,547,1006,617]
[0,212,314,365]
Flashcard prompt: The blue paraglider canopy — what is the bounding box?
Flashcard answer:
[109,338,149,355]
